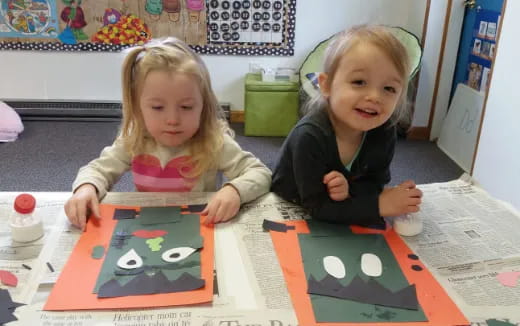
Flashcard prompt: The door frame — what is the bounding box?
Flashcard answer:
[470,0,507,174]
[413,0,507,143]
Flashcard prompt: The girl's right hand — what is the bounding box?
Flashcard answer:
[64,183,100,231]
[323,170,350,201]
[378,180,422,217]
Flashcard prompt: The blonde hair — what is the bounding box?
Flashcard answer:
[120,37,229,177]
[306,24,411,125]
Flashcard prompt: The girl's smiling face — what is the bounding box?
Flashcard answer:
[139,70,204,147]
[319,41,404,136]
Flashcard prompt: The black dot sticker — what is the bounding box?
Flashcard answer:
[211,31,221,40]
[242,0,251,9]
[232,32,240,41]
[262,22,271,32]
[408,254,419,260]
[273,11,282,20]
[273,1,283,10]
[210,11,220,19]
[253,0,261,9]
[241,10,250,19]
[221,23,230,32]
[210,0,219,8]
[231,21,240,30]
[221,11,230,20]
[210,23,219,31]
[262,12,270,20]
[253,12,261,21]
[223,32,232,41]
[262,0,271,9]
[272,23,281,32]
[240,21,249,29]
[411,265,423,271]
[252,22,261,31]
[233,1,241,9]
[221,1,230,9]
[232,10,240,19]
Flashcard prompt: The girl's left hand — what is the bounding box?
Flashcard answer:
[202,185,241,224]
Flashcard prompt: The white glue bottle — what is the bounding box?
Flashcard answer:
[393,213,423,237]
[10,193,44,242]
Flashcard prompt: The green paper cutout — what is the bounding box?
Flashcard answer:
[139,206,182,225]
[298,229,427,322]
[306,219,353,237]
[486,320,516,326]
[146,237,164,251]
[91,245,105,259]
[94,213,202,294]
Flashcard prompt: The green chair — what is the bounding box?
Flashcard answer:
[244,73,300,137]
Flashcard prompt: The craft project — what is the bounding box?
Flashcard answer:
[44,204,213,310]
[0,270,18,287]
[0,289,24,324]
[268,219,469,325]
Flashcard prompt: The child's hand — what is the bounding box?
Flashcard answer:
[64,183,100,231]
[323,170,350,201]
[202,185,241,224]
[378,180,423,217]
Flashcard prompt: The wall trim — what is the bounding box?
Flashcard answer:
[407,127,430,140]
[230,110,245,123]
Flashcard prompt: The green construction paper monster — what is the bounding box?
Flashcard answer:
[299,220,427,323]
[93,207,204,298]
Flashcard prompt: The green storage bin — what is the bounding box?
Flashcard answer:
[244,73,299,136]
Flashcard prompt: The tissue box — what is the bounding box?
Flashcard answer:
[244,73,299,136]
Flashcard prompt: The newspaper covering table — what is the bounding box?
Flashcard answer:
[1,177,520,325]
[0,192,298,326]
[401,177,520,325]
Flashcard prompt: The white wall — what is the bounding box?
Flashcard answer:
[0,0,426,111]
[473,1,520,211]
[429,0,466,140]
[412,0,449,127]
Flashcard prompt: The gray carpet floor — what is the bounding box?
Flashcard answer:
[0,121,463,192]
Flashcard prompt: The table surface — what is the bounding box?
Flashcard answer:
[1,189,518,325]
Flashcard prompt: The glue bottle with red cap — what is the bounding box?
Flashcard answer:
[10,193,44,242]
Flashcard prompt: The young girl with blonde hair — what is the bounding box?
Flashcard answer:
[65,37,271,230]
[272,25,422,226]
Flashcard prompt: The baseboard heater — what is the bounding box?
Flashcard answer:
[5,101,122,121]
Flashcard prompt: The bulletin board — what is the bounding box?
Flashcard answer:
[465,9,500,92]
[0,0,296,55]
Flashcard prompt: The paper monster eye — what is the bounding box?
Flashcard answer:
[323,256,346,279]
[361,253,382,277]
[161,247,197,263]
[117,249,143,269]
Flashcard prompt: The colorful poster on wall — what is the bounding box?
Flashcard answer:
[0,0,296,55]
[0,0,60,38]
[465,9,500,92]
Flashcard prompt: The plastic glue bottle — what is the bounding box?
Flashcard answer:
[10,193,44,242]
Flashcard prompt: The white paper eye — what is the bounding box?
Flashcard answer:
[323,255,346,279]
[161,247,197,263]
[361,253,382,277]
[117,249,143,269]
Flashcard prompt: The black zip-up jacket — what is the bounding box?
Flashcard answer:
[271,109,396,226]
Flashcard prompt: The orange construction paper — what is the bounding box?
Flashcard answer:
[44,204,214,311]
[270,221,469,326]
